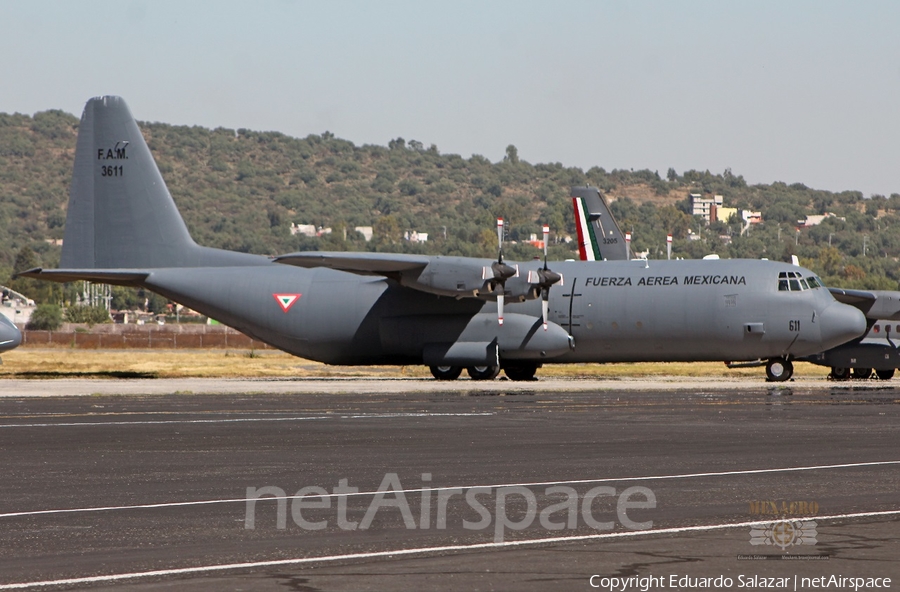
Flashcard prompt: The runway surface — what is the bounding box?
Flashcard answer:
[0,378,898,590]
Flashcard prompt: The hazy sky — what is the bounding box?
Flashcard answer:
[2,1,899,196]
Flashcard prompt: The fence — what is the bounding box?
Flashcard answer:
[20,325,272,350]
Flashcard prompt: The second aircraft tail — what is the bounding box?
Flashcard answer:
[571,186,629,261]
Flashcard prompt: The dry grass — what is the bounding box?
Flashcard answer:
[0,348,832,380]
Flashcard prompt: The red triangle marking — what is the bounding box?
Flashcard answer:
[273,293,301,312]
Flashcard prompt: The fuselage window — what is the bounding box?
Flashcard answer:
[874,325,880,333]
[789,279,801,291]
[778,279,789,291]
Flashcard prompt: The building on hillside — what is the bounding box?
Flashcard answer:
[798,213,844,227]
[290,223,316,237]
[525,234,545,249]
[742,210,762,225]
[690,193,723,223]
[290,223,331,237]
[716,206,738,224]
[355,226,373,242]
[404,230,428,243]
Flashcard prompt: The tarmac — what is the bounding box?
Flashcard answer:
[0,377,898,590]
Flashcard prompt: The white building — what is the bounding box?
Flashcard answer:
[690,193,723,223]
[404,230,428,243]
[290,223,332,237]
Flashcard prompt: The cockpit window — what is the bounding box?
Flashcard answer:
[777,271,823,292]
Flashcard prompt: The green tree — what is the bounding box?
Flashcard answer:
[817,246,843,276]
[64,305,111,325]
[26,303,62,330]
[504,144,519,164]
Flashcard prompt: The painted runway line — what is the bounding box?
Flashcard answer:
[2,459,897,519]
[2,509,898,590]
[0,411,493,429]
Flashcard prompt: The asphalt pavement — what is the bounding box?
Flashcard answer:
[0,379,897,590]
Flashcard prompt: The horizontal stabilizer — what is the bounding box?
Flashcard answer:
[15,267,149,286]
[274,252,430,275]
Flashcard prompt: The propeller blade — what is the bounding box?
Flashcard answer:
[542,224,550,261]
[496,218,504,258]
[497,292,505,326]
[541,292,549,331]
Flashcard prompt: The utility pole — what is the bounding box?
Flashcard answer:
[864,235,868,257]
[829,233,833,246]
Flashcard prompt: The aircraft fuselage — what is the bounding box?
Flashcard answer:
[139,257,862,366]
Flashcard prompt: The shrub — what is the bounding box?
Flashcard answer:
[26,304,63,330]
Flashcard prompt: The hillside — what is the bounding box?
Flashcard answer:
[2,108,900,302]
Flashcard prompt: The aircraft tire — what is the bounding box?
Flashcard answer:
[765,358,793,382]
[503,363,538,381]
[467,365,500,380]
[852,368,873,380]
[876,369,895,380]
[429,365,462,381]
[830,367,851,380]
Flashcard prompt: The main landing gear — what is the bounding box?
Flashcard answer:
[765,358,793,382]
[428,363,538,381]
[829,367,894,381]
[429,365,463,381]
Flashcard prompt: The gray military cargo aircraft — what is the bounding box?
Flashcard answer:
[802,289,900,379]
[572,185,900,380]
[18,96,867,381]
[0,313,22,355]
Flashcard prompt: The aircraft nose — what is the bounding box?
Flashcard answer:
[819,302,866,350]
[0,318,21,353]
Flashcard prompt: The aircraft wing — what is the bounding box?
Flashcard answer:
[828,287,877,315]
[274,252,431,275]
[275,251,554,311]
[15,267,150,287]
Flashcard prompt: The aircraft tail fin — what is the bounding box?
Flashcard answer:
[61,96,259,269]
[571,186,629,261]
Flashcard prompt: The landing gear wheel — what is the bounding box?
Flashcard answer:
[467,365,500,381]
[876,369,895,380]
[830,367,851,381]
[429,365,462,381]
[852,368,873,380]
[765,358,793,382]
[503,363,538,381]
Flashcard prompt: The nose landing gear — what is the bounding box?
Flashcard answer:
[765,358,794,382]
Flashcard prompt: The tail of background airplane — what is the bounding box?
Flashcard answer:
[571,186,629,261]
[59,96,261,271]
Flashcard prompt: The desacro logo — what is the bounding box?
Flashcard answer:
[748,500,819,516]
[748,500,819,550]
